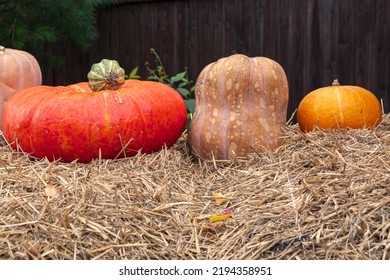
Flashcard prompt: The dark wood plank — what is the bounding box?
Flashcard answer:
[41,0,390,117]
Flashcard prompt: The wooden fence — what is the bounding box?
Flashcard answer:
[42,0,390,118]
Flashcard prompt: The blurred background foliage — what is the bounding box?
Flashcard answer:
[0,0,117,66]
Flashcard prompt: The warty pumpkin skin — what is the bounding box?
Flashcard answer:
[188,54,289,160]
[297,79,382,132]
[0,45,42,130]
[2,60,187,163]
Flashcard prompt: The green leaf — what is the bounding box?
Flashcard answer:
[128,66,141,79]
[171,71,186,83]
[178,82,187,88]
[184,99,196,113]
[177,87,190,98]
[147,75,159,81]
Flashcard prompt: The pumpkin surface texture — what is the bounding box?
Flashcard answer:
[297,79,382,132]
[188,54,289,160]
[2,59,187,163]
[0,45,42,130]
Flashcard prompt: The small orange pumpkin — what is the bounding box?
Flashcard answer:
[297,79,382,132]
[0,45,42,130]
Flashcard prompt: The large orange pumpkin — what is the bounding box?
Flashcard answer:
[297,79,382,132]
[0,45,42,130]
[188,54,289,160]
[2,59,187,163]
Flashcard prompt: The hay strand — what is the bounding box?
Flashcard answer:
[1,114,390,259]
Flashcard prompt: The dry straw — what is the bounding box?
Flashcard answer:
[1,114,389,260]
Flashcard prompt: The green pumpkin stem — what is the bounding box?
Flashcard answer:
[87,59,125,92]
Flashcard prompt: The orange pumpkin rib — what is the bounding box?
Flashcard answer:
[351,86,382,128]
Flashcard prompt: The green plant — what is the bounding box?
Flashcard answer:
[143,49,195,129]
[0,0,116,66]
[125,49,195,129]
[125,66,141,80]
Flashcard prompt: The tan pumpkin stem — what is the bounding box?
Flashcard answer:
[0,46,5,54]
[332,79,340,86]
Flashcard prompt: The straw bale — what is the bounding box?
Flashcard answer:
[1,114,389,260]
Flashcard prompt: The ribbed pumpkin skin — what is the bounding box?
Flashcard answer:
[297,81,382,132]
[2,80,187,163]
[0,46,42,130]
[188,54,289,160]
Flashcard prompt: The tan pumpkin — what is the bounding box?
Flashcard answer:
[188,54,289,160]
[0,45,42,130]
